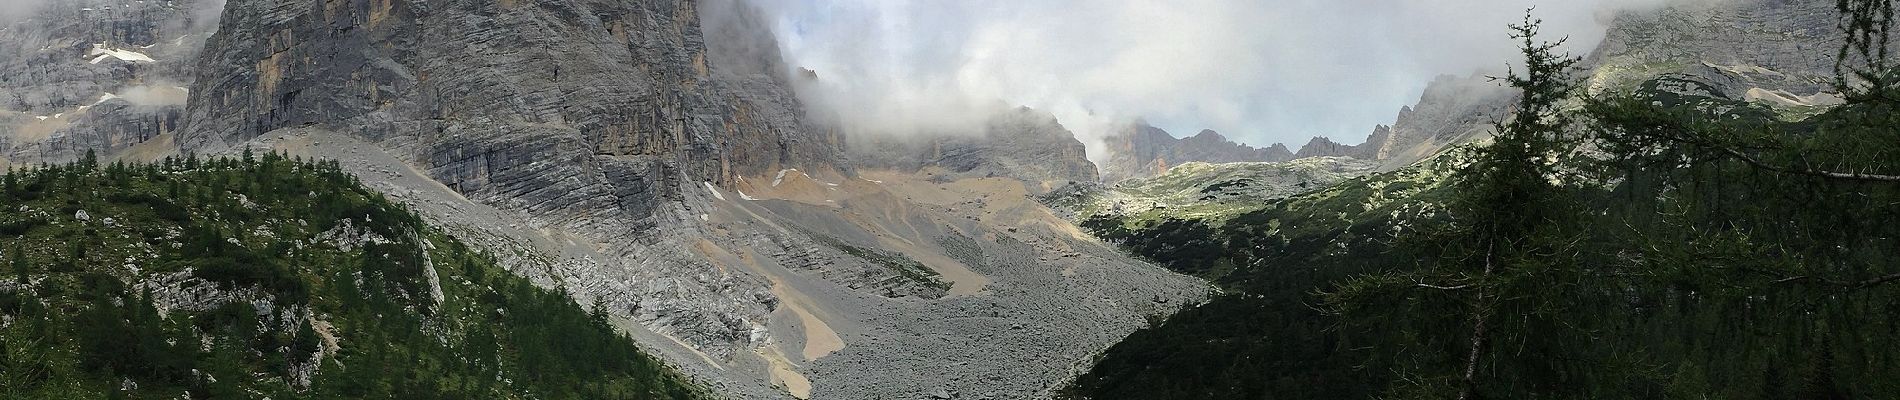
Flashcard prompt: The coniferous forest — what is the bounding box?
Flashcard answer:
[1067,2,1900,399]
[0,150,707,399]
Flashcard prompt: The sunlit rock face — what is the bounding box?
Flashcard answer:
[1586,0,1846,117]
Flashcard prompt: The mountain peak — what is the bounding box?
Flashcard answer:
[1099,123,1293,181]
[1190,129,1228,141]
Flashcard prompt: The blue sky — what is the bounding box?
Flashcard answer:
[752,0,1686,158]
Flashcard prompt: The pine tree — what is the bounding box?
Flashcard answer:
[9,244,25,285]
[2,170,16,200]
[1326,10,1589,399]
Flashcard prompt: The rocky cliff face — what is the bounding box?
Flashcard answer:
[0,0,217,167]
[182,0,844,183]
[850,107,1099,186]
[1099,122,1293,182]
[1275,73,1513,170]
[1586,0,1845,117]
[175,0,851,351]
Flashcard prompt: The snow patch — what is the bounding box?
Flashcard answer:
[703,182,726,201]
[772,169,798,187]
[76,93,120,112]
[1745,88,1845,108]
[1704,62,1785,78]
[737,190,761,201]
[87,44,155,64]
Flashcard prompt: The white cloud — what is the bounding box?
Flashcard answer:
[753,0,1715,161]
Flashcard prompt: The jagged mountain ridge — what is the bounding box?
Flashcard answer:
[1097,72,1513,182]
[1098,123,1293,182]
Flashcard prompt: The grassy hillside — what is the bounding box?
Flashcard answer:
[1067,155,1461,399]
[1049,157,1377,226]
[0,151,709,399]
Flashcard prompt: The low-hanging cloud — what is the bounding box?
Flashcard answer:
[0,0,58,22]
[752,0,1716,161]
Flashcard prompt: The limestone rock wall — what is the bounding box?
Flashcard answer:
[0,0,215,165]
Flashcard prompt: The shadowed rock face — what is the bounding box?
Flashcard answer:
[1099,123,1293,182]
[0,0,216,165]
[850,107,1100,185]
[180,0,844,210]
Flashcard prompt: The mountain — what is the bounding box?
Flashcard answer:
[1065,1,1883,399]
[1098,73,1513,182]
[1099,123,1294,182]
[90,0,1206,399]
[850,106,1100,187]
[1585,0,1845,118]
[1293,0,1851,171]
[1288,73,1514,169]
[0,0,220,168]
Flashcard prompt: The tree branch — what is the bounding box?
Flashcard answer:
[1631,121,1900,183]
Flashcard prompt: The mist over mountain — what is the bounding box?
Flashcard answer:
[749,0,1726,163]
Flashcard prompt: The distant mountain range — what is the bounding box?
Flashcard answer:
[1097,73,1514,181]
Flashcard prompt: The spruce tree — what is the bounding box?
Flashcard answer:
[1327,10,1589,398]
[10,244,25,285]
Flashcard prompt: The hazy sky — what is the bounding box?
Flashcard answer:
[755,0,1688,157]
